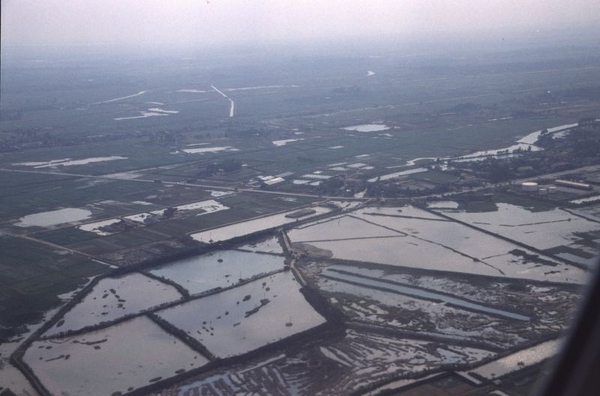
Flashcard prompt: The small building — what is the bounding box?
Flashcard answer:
[554,179,592,191]
[521,182,538,192]
[261,177,285,187]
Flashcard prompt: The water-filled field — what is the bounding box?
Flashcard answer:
[464,339,562,380]
[25,316,208,396]
[435,203,600,267]
[191,206,332,243]
[317,277,530,348]
[16,208,92,227]
[156,271,326,358]
[321,267,529,320]
[149,250,285,295]
[237,236,285,254]
[288,215,400,242]
[44,273,182,336]
[289,206,588,283]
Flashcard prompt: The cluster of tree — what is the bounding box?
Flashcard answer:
[224,127,272,139]
[202,159,243,176]
[366,182,451,198]
[459,119,600,182]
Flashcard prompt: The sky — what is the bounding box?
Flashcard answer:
[2,0,600,50]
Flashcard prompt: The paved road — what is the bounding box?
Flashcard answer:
[0,167,366,200]
[3,163,600,202]
[3,229,114,267]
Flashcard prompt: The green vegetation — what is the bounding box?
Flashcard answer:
[0,236,108,341]
[1,39,599,396]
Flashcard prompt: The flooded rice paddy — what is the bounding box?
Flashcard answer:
[318,330,493,392]
[191,206,332,243]
[317,278,527,347]
[314,264,578,317]
[572,203,600,222]
[156,271,326,358]
[114,108,179,121]
[181,146,239,154]
[16,208,92,227]
[436,203,600,249]
[123,199,229,224]
[465,339,561,379]
[149,250,285,295]
[13,156,127,168]
[13,196,590,393]
[170,329,492,396]
[176,89,208,93]
[272,138,304,146]
[288,215,399,242]
[435,203,600,266]
[367,167,428,182]
[427,201,460,209]
[237,236,284,254]
[321,267,530,321]
[343,124,390,132]
[290,206,586,283]
[173,199,228,213]
[44,273,183,336]
[78,218,121,236]
[25,316,208,396]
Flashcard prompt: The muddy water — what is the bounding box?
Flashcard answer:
[150,250,285,295]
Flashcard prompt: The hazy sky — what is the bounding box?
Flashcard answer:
[2,0,599,50]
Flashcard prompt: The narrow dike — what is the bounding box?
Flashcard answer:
[420,206,591,271]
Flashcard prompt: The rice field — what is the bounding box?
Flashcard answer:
[24,316,208,396]
[237,236,285,255]
[289,205,588,283]
[436,203,600,264]
[149,250,286,295]
[43,273,183,336]
[317,278,530,348]
[462,339,562,380]
[190,206,332,244]
[156,271,326,358]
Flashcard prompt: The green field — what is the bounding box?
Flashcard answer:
[0,236,109,341]
[1,38,599,348]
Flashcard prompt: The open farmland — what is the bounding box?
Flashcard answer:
[290,205,587,284]
[162,329,495,396]
[23,316,209,396]
[0,235,109,340]
[42,272,183,337]
[156,270,326,358]
[434,203,600,268]
[309,263,578,349]
[2,30,600,396]
[148,250,286,295]
[236,235,285,254]
[190,205,333,244]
